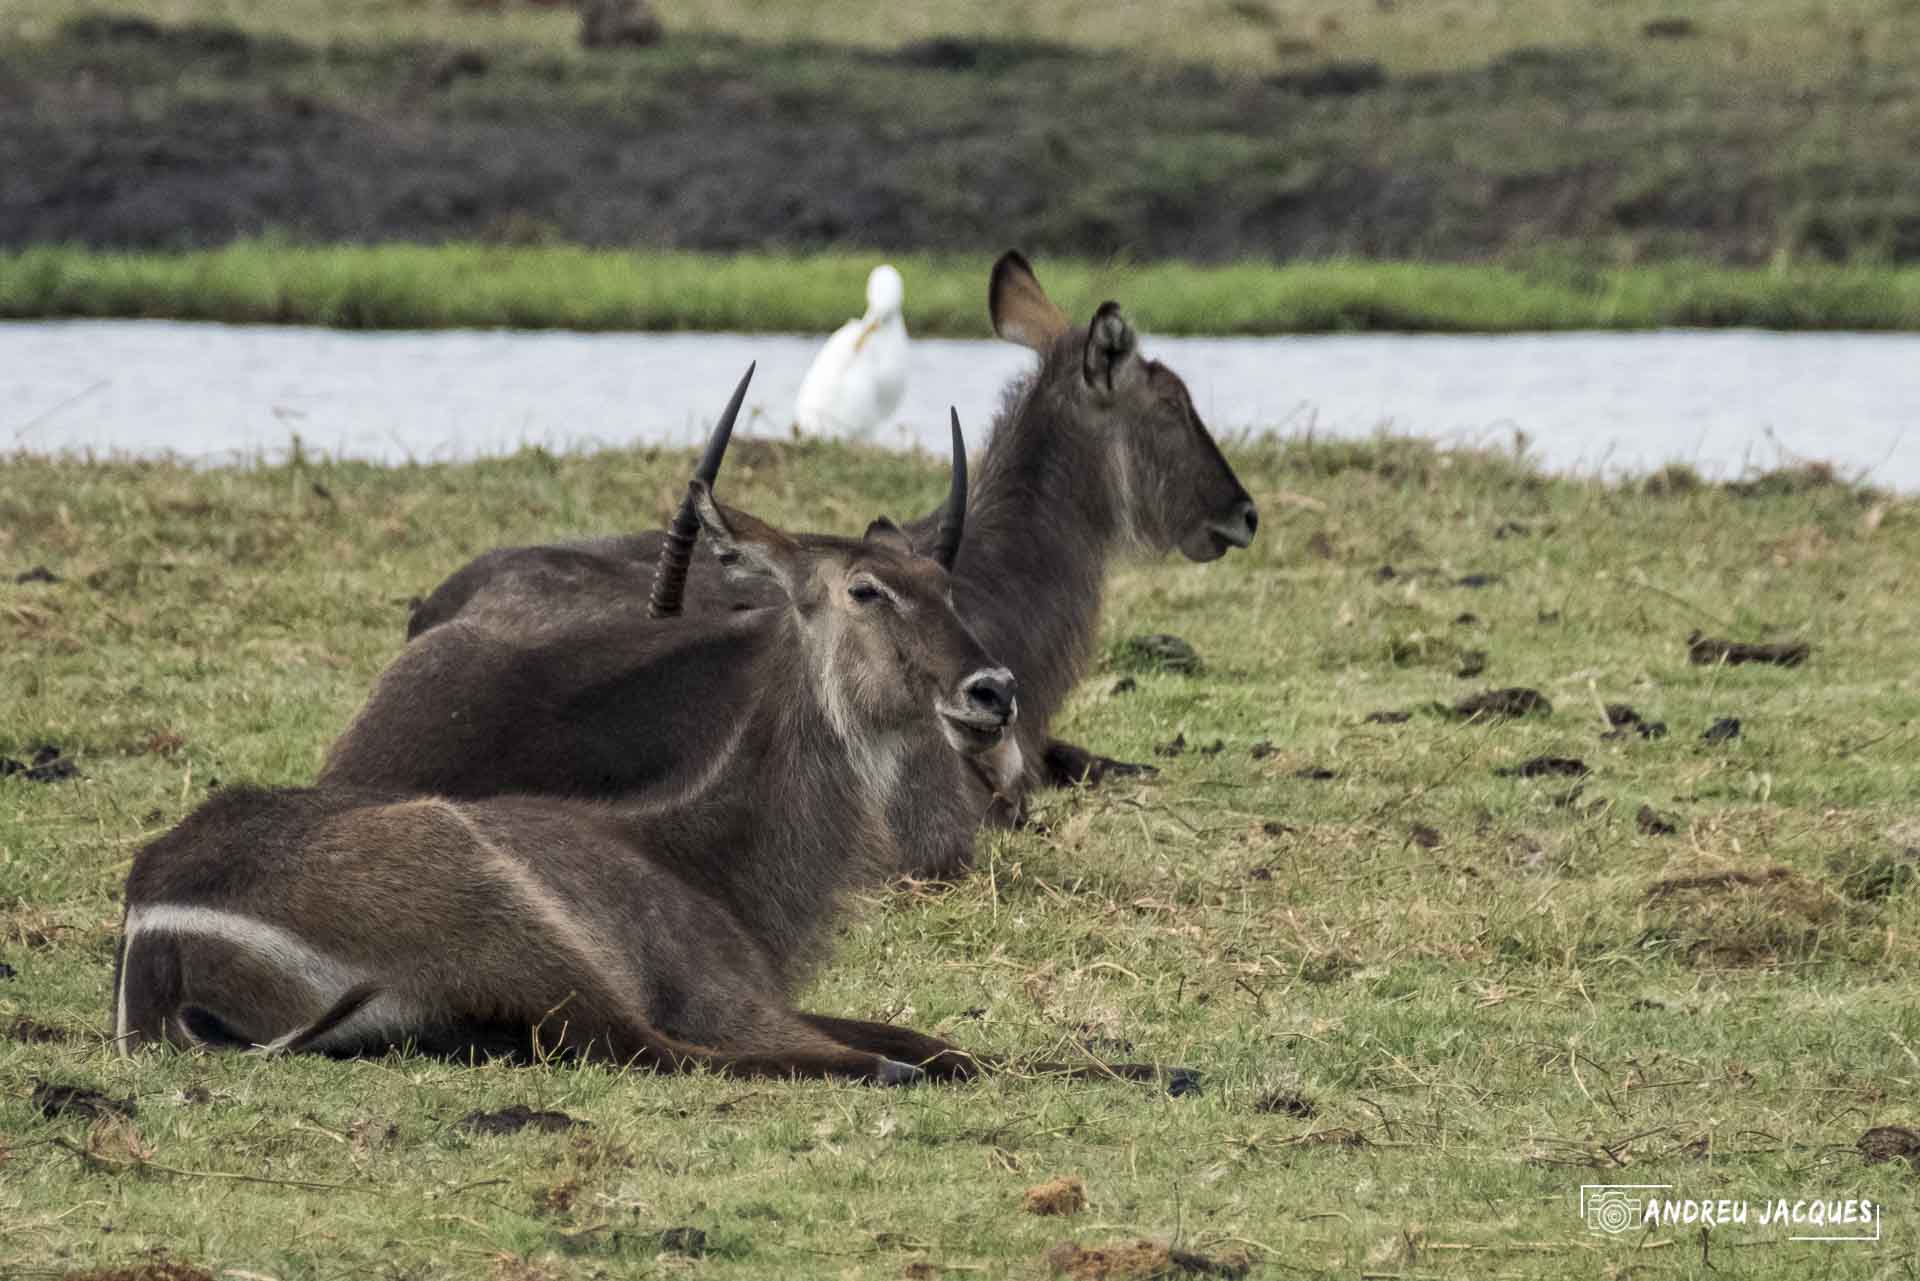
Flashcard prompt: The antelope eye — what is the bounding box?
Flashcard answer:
[849,580,885,605]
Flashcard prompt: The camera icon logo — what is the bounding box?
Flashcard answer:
[1586,1188,1641,1234]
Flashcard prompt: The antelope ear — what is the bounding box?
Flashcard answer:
[692,482,806,596]
[1082,301,1138,396]
[989,250,1070,353]
[862,517,913,555]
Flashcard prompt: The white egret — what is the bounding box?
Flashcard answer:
[793,264,908,439]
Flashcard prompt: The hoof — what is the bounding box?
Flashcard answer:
[1165,1068,1203,1098]
[876,1058,928,1087]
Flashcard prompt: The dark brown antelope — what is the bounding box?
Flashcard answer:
[115,486,1122,1083]
[321,393,1008,877]
[390,252,1256,824]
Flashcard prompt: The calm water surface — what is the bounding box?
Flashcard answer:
[3,322,1915,490]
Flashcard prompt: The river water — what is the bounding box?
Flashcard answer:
[2,321,1915,490]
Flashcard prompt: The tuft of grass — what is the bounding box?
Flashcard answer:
[4,433,1918,1277]
[7,243,1920,333]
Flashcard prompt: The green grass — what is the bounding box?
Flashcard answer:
[4,435,1919,1278]
[10,243,1920,332]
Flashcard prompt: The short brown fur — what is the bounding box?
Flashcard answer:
[117,493,1028,1082]
[378,253,1257,865]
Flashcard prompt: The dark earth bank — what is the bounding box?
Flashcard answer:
[4,15,1919,261]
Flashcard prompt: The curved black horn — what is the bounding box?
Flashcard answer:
[931,407,967,571]
[648,361,753,620]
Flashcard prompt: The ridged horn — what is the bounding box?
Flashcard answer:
[931,407,967,571]
[648,361,753,620]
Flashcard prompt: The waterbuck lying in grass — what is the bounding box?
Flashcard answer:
[399,251,1257,811]
[116,484,1144,1082]
[322,388,1011,877]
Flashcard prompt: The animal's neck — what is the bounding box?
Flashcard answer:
[957,379,1126,740]
[639,613,894,992]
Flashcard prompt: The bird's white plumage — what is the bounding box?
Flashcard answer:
[793,265,909,440]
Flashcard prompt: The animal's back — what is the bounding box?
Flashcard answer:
[407,535,783,641]
[324,611,772,803]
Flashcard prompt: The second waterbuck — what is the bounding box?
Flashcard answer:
[379,251,1258,845]
[115,485,1038,1081]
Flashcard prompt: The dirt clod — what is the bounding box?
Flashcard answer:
[1294,766,1337,780]
[1117,634,1202,675]
[56,1260,215,1281]
[1601,703,1668,739]
[1110,677,1137,695]
[1198,739,1225,756]
[0,961,16,980]
[1455,649,1488,678]
[1255,1089,1317,1117]
[1496,756,1589,779]
[1363,709,1411,724]
[655,1227,707,1256]
[1493,521,1531,539]
[15,565,61,583]
[1409,823,1442,849]
[1688,631,1810,668]
[1636,804,1678,836]
[1249,739,1274,759]
[1453,611,1480,625]
[1,746,79,783]
[1702,717,1742,744]
[1270,58,1386,98]
[1165,1069,1203,1098]
[11,1015,78,1043]
[421,47,491,89]
[1643,16,1699,38]
[33,1081,137,1120]
[457,1105,584,1136]
[1453,687,1551,719]
[1455,572,1502,588]
[1044,1238,1249,1280]
[1023,1175,1088,1216]
[1857,1126,1920,1169]
[1153,734,1187,758]
[579,0,663,49]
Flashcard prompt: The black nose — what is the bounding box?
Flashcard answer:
[1236,499,1259,538]
[961,669,1017,720]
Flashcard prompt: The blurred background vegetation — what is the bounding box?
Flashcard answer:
[3,0,1917,326]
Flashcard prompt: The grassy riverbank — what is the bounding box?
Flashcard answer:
[9,243,1920,333]
[4,437,1917,1279]
[5,3,1920,276]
